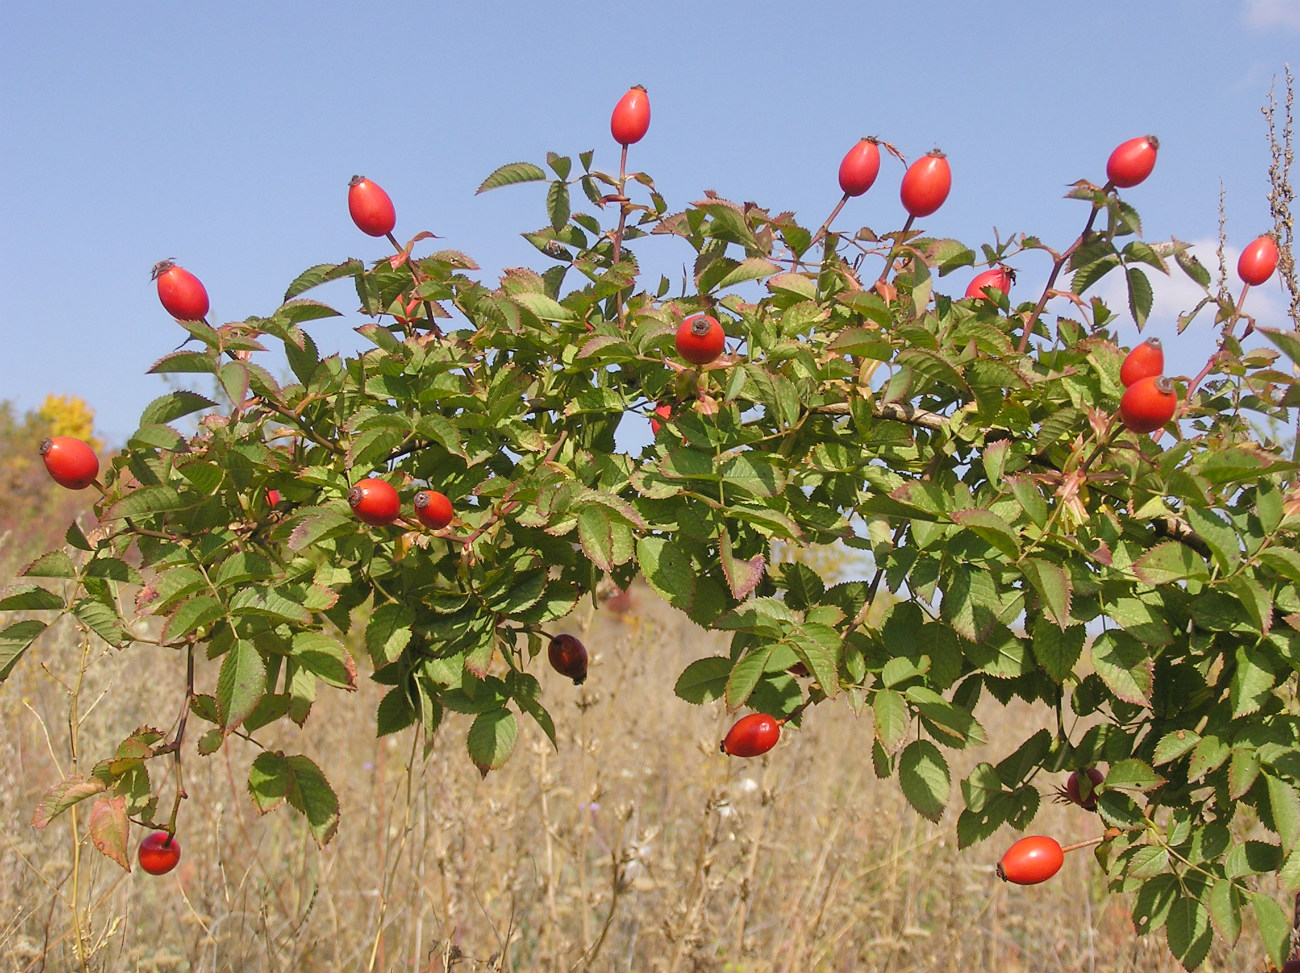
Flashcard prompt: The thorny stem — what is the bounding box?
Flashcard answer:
[1016,191,1109,355]
[1179,281,1254,420]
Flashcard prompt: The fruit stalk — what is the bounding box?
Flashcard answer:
[874,214,916,286]
[809,193,850,249]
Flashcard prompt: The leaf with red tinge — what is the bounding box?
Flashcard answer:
[720,531,765,600]
[466,709,517,775]
[32,775,107,829]
[1133,541,1210,585]
[88,795,130,871]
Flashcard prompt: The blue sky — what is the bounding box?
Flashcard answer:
[2,1,1297,444]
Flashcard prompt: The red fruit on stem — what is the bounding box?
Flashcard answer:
[965,265,1014,302]
[1065,768,1105,810]
[548,634,588,685]
[1119,337,1164,388]
[39,436,99,490]
[1119,375,1177,434]
[348,175,396,237]
[997,835,1064,885]
[138,831,181,875]
[1106,135,1159,189]
[413,489,453,530]
[649,403,673,436]
[610,85,651,146]
[899,150,951,218]
[348,478,401,526]
[1238,235,1280,286]
[721,713,781,757]
[838,138,881,197]
[152,261,209,320]
[676,314,725,366]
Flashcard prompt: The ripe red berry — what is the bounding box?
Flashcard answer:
[1065,768,1105,811]
[413,489,453,530]
[1119,375,1178,434]
[965,265,1014,302]
[899,150,951,218]
[1238,234,1280,287]
[1106,135,1159,189]
[721,713,781,757]
[548,634,588,685]
[838,138,881,197]
[610,85,651,146]
[348,478,401,526]
[649,403,672,436]
[39,436,99,490]
[1119,337,1164,387]
[675,314,725,366]
[348,175,396,237]
[138,831,181,876]
[997,835,1064,885]
[152,261,209,321]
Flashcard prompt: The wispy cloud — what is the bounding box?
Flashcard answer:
[1245,0,1300,30]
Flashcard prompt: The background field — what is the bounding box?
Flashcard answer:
[0,556,1278,972]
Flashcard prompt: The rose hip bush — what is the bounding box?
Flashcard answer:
[3,85,1300,968]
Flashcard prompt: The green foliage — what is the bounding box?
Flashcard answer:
[4,132,1300,966]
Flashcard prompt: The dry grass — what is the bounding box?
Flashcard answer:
[0,584,1277,973]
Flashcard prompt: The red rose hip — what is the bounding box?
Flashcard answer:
[1106,135,1159,189]
[348,478,401,526]
[997,835,1064,885]
[1119,337,1164,387]
[152,261,209,321]
[1119,375,1177,433]
[675,314,725,366]
[838,138,881,197]
[900,150,951,218]
[413,489,453,530]
[610,86,651,146]
[548,634,588,685]
[138,830,181,876]
[39,436,100,490]
[348,176,396,237]
[1065,768,1105,810]
[965,265,1014,302]
[721,713,781,757]
[1238,235,1279,286]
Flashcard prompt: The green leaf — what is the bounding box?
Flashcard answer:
[476,161,547,193]
[467,709,518,774]
[1207,879,1242,946]
[1090,630,1153,705]
[73,598,130,647]
[1132,541,1210,585]
[290,632,357,691]
[0,584,64,612]
[1267,774,1300,853]
[950,508,1020,559]
[1125,266,1153,328]
[1251,893,1291,969]
[1165,895,1213,970]
[0,619,46,682]
[1031,623,1084,683]
[31,774,108,829]
[366,603,413,666]
[674,657,731,705]
[101,484,187,522]
[283,259,364,300]
[217,639,266,732]
[162,595,224,642]
[1153,728,1200,765]
[22,550,77,578]
[1132,874,1179,934]
[1230,643,1276,718]
[725,646,772,711]
[873,688,908,752]
[898,739,950,822]
[1019,559,1071,628]
[717,257,779,288]
[1105,758,1163,792]
[247,751,340,847]
[138,390,217,427]
[546,179,570,232]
